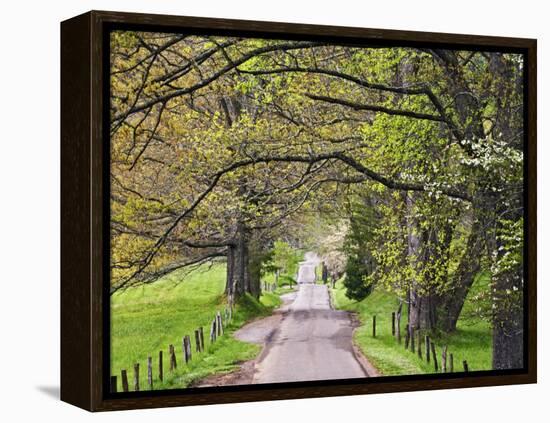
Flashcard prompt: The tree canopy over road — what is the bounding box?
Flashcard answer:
[109,31,524,370]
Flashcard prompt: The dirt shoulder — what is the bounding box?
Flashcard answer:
[191,291,296,387]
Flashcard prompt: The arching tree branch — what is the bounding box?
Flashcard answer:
[111,41,328,125]
[304,93,449,123]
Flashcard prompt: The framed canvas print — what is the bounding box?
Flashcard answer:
[60,10,537,411]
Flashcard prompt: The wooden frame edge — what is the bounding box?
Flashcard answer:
[60,10,537,412]
[61,11,93,411]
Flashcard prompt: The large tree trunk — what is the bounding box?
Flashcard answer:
[225,223,264,300]
[226,245,237,297]
[225,222,250,299]
[409,281,440,331]
[417,294,440,331]
[421,219,455,330]
[406,194,456,332]
[246,238,264,300]
[405,193,432,331]
[438,200,492,333]
[438,216,484,332]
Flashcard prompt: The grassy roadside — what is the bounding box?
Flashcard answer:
[331,274,492,376]
[111,264,284,391]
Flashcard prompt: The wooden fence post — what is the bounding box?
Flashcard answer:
[217,311,223,336]
[463,360,469,372]
[396,318,401,344]
[391,312,395,336]
[169,344,177,370]
[425,336,430,363]
[110,375,117,393]
[404,325,410,349]
[121,369,129,392]
[195,329,201,353]
[183,335,191,363]
[372,315,376,338]
[396,304,403,344]
[210,318,217,342]
[181,336,189,363]
[442,346,448,373]
[159,350,163,381]
[147,356,153,389]
[186,335,192,361]
[430,342,438,372]
[450,353,454,372]
[133,363,140,391]
[199,326,205,351]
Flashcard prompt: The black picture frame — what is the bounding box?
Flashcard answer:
[61,10,537,411]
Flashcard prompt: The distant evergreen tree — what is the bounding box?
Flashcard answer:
[343,201,378,301]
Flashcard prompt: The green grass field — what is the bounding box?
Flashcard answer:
[110,263,284,391]
[331,273,492,376]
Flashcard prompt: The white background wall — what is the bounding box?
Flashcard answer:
[0,0,546,420]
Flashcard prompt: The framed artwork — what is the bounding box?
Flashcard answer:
[60,10,537,411]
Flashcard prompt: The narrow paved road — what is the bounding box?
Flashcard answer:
[297,251,320,283]
[251,254,367,384]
